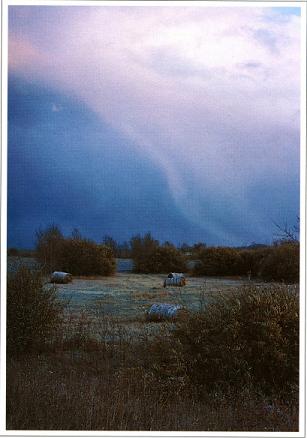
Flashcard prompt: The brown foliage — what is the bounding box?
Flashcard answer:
[35,225,116,276]
[174,284,299,397]
[7,267,64,356]
[130,233,186,273]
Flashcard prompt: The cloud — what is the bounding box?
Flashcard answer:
[8,76,211,248]
[8,37,45,69]
[51,103,63,112]
[8,5,301,244]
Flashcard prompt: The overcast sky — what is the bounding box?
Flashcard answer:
[8,4,301,248]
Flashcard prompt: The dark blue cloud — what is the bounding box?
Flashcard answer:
[8,76,210,248]
[8,75,299,249]
[7,7,300,250]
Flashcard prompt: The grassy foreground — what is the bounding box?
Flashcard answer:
[6,268,299,431]
[7,350,298,431]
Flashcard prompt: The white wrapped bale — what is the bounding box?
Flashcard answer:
[50,271,72,284]
[146,303,183,321]
[163,272,186,287]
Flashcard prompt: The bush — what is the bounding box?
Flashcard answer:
[173,284,299,397]
[130,233,159,273]
[130,234,186,273]
[60,237,116,276]
[141,245,186,274]
[239,247,272,278]
[35,226,116,276]
[259,242,299,283]
[193,247,242,276]
[7,267,64,356]
[193,243,299,282]
[35,225,64,272]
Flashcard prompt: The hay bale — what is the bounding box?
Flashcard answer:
[146,303,183,321]
[163,272,186,287]
[50,271,73,284]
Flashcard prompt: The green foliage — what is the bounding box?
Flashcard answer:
[130,233,186,273]
[35,225,116,276]
[7,267,64,356]
[174,284,299,397]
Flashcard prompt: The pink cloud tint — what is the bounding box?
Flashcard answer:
[8,5,301,241]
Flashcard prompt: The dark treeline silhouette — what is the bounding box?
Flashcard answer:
[8,221,299,282]
[120,230,298,282]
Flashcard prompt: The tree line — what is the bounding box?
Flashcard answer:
[8,224,299,283]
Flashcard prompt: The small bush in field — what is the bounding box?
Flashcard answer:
[7,267,64,356]
[173,284,299,397]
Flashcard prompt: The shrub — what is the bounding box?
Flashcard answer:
[173,284,299,397]
[35,224,65,272]
[259,242,299,283]
[193,247,242,276]
[239,247,272,278]
[193,243,299,282]
[35,226,116,276]
[130,233,159,272]
[130,234,186,273]
[60,237,116,276]
[142,245,186,274]
[7,267,64,356]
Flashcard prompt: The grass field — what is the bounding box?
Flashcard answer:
[56,272,254,340]
[8,255,252,338]
[59,272,248,312]
[8,255,250,320]
[7,255,262,336]
[6,257,299,431]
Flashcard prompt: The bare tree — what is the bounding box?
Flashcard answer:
[273,216,299,243]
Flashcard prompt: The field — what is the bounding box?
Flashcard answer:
[7,256,299,431]
[8,256,250,333]
[57,272,251,339]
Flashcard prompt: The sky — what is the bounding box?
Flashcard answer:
[7,4,301,248]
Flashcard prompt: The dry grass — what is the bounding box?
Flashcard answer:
[7,307,299,432]
[7,346,298,431]
[131,290,169,300]
[6,270,299,432]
